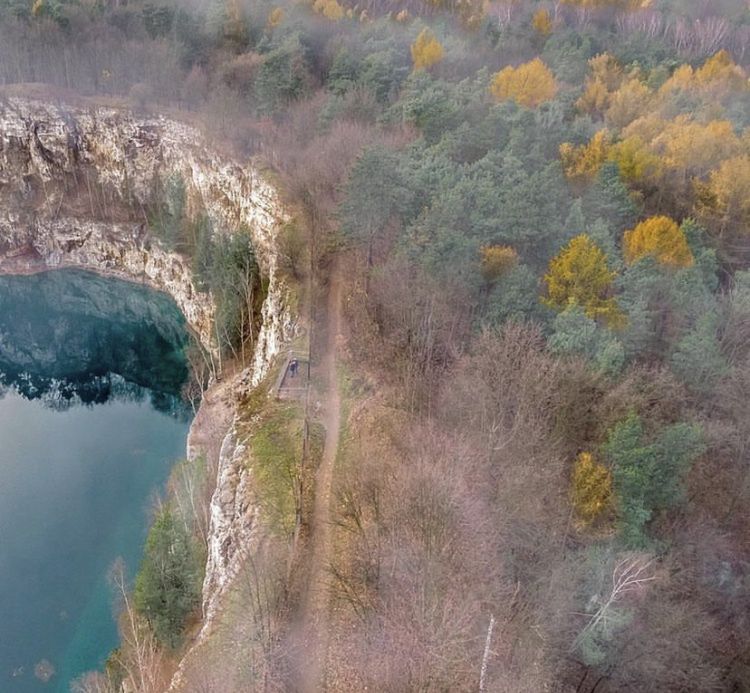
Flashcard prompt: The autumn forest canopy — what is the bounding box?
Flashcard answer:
[6,0,750,690]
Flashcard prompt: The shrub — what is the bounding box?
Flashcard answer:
[134,507,202,648]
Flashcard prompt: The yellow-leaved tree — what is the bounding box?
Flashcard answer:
[576,53,623,115]
[607,135,662,185]
[695,50,748,91]
[480,245,518,282]
[571,452,612,525]
[532,8,553,36]
[313,0,344,20]
[702,155,750,232]
[543,234,624,326]
[267,7,284,27]
[652,118,741,179]
[223,0,248,44]
[411,28,444,71]
[605,76,653,129]
[623,216,693,267]
[560,130,610,186]
[490,58,557,108]
[657,52,748,101]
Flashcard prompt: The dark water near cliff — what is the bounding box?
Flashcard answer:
[0,270,192,692]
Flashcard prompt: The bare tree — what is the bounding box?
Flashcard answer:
[573,554,657,654]
[108,559,166,693]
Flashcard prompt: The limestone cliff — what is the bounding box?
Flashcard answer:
[0,95,295,684]
[0,95,293,371]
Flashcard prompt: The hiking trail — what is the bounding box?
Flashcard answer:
[298,258,342,692]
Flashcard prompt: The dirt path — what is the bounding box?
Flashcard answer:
[298,259,343,692]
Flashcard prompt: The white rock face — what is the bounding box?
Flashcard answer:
[0,96,296,677]
[0,96,295,375]
[0,216,217,348]
[203,430,258,620]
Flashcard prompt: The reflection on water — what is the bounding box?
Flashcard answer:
[0,270,190,415]
[0,372,188,417]
[0,270,191,692]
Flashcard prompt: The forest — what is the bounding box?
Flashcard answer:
[4,0,750,690]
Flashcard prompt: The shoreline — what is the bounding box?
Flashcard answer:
[0,253,212,354]
[0,261,238,683]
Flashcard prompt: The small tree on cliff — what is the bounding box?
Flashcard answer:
[134,507,202,648]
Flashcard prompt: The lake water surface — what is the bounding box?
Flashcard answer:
[0,270,192,692]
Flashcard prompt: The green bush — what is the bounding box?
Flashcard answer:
[604,413,704,547]
[134,507,202,648]
[255,34,310,115]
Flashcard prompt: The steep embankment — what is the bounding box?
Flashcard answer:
[0,93,296,678]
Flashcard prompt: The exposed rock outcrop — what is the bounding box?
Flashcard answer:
[0,217,216,348]
[0,95,294,376]
[0,94,296,683]
[203,431,258,619]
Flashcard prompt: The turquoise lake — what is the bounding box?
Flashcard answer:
[0,270,192,692]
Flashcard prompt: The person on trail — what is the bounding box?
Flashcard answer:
[290,358,298,378]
